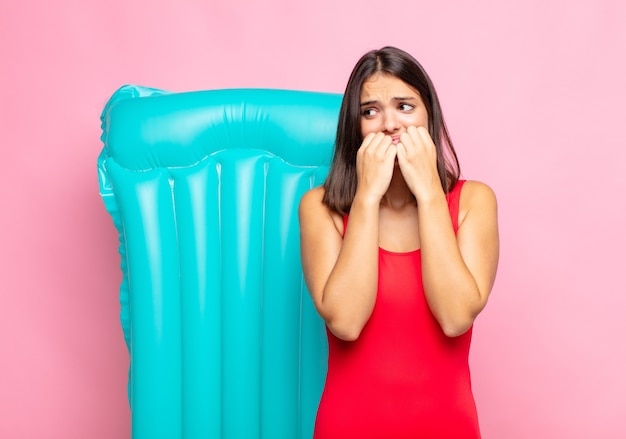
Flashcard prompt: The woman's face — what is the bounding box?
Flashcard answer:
[359,73,428,144]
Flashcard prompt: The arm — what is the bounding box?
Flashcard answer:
[397,126,499,336]
[418,181,499,337]
[299,188,380,341]
[299,132,397,341]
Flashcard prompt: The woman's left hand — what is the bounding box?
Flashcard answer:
[396,125,442,202]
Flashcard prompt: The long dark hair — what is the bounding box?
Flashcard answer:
[322,46,460,215]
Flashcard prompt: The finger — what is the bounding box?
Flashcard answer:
[416,126,434,145]
[385,143,398,161]
[396,142,407,158]
[405,126,424,146]
[360,132,378,149]
[366,133,392,155]
[406,125,419,138]
[361,133,387,157]
[399,132,414,150]
[395,143,412,168]
[381,137,397,162]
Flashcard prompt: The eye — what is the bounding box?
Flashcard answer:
[399,103,415,112]
[361,108,377,118]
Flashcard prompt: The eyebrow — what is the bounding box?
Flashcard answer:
[360,96,417,107]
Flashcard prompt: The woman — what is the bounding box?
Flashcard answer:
[299,46,499,438]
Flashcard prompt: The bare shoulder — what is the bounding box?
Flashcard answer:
[458,180,498,226]
[299,186,326,220]
[461,180,497,203]
[299,186,344,235]
[300,185,325,208]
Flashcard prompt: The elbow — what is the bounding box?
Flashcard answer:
[441,322,472,338]
[436,295,486,337]
[438,312,478,338]
[317,294,371,342]
[326,318,364,342]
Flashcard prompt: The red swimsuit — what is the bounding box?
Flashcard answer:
[313,181,480,439]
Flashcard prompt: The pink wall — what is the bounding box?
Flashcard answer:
[1,1,625,438]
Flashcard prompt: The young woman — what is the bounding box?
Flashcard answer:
[299,46,499,439]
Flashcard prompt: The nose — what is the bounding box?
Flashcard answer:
[382,111,400,133]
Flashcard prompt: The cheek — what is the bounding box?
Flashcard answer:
[401,112,428,128]
[360,118,379,137]
[418,109,429,128]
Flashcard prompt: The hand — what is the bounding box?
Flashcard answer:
[396,126,442,201]
[356,132,397,202]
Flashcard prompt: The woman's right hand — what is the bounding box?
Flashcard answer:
[356,132,397,202]
[299,132,394,341]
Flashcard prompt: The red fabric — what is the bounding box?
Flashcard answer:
[314,180,480,439]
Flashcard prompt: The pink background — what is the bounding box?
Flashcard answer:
[1,0,625,438]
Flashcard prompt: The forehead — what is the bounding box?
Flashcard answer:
[360,74,420,101]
